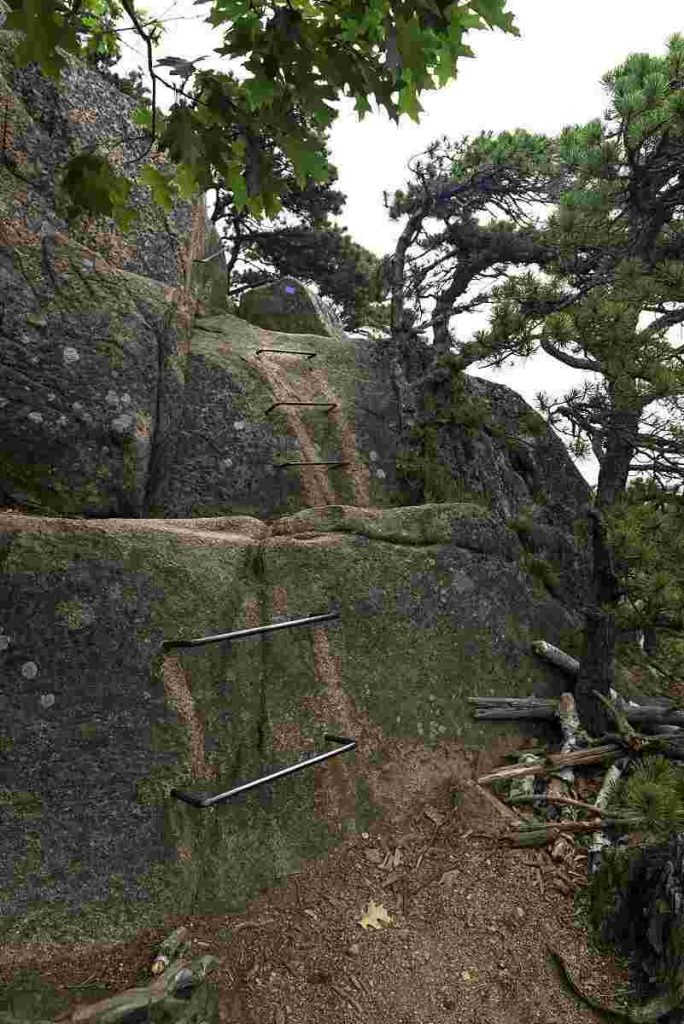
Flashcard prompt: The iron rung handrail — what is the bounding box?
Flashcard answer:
[255,349,317,359]
[265,401,336,415]
[170,734,356,808]
[163,611,339,650]
[274,461,349,468]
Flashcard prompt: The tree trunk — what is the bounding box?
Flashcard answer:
[575,404,642,735]
[643,625,658,657]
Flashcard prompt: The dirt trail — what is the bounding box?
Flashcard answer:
[0,769,629,1024]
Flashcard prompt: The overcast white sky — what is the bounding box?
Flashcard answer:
[108,1,684,486]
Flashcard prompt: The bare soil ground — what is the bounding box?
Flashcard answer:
[1,754,630,1024]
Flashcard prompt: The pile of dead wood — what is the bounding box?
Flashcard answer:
[471,639,684,861]
[472,640,684,1023]
[48,927,219,1024]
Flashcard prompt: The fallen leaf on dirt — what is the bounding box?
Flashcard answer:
[439,869,460,886]
[359,900,393,930]
[461,968,478,982]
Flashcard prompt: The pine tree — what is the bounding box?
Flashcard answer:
[473,36,684,733]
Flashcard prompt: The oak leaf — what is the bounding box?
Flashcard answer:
[359,900,393,930]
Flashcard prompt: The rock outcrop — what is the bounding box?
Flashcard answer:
[238,275,347,339]
[0,27,227,517]
[0,31,594,945]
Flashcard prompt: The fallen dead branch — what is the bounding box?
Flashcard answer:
[474,782,526,821]
[509,817,636,848]
[54,927,219,1024]
[549,946,684,1023]
[469,695,684,728]
[531,640,580,677]
[507,793,618,816]
[587,762,625,873]
[477,743,621,784]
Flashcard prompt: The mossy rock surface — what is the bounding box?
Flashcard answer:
[237,276,346,339]
[0,503,579,942]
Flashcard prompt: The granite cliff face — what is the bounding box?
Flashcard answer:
[0,35,592,943]
[0,27,227,517]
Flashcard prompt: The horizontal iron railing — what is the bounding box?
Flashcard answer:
[255,348,317,359]
[274,461,349,468]
[265,400,337,415]
[163,611,339,651]
[170,734,356,808]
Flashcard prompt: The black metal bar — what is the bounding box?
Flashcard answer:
[265,401,337,415]
[170,734,356,808]
[255,349,317,359]
[274,461,349,468]
[163,611,339,651]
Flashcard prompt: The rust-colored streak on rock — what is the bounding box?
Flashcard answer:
[0,221,41,247]
[271,584,289,616]
[301,627,385,832]
[162,655,217,780]
[242,595,262,630]
[244,350,336,507]
[0,511,346,549]
[270,721,315,756]
[305,366,371,507]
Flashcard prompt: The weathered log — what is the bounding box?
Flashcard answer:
[587,761,624,873]
[63,955,219,1024]
[549,693,587,818]
[470,695,684,728]
[507,794,613,816]
[468,696,557,720]
[509,816,636,847]
[477,743,621,784]
[531,640,580,677]
[53,926,219,1024]
[151,925,189,976]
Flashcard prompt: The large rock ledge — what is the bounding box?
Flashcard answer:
[0,503,580,943]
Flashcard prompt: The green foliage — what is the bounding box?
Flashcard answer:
[0,790,42,819]
[520,552,560,595]
[395,431,487,506]
[587,844,638,945]
[57,150,139,232]
[607,755,684,839]
[517,409,547,438]
[459,35,684,730]
[573,516,591,547]
[606,481,684,673]
[4,0,518,230]
[449,128,554,179]
[229,220,392,333]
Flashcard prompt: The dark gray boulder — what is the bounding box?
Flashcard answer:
[238,275,347,339]
[0,29,223,516]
